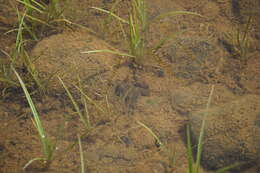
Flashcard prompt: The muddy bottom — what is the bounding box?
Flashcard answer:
[0,0,259,173]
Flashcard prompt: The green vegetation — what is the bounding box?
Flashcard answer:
[0,0,66,95]
[78,134,86,173]
[14,7,44,91]
[186,85,239,173]
[129,0,146,65]
[186,125,240,173]
[187,85,215,173]
[13,67,55,170]
[59,77,92,131]
[87,0,202,66]
[137,121,163,147]
[139,85,238,173]
[59,75,106,134]
[225,16,253,63]
[0,0,254,172]
[17,0,65,38]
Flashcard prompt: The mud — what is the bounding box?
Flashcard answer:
[0,0,259,173]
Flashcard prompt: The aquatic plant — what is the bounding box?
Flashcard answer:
[13,67,55,169]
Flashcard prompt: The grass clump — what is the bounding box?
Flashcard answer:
[0,0,72,95]
[85,0,202,66]
[2,8,44,94]
[1,0,64,94]
[129,0,146,65]
[225,16,253,63]
[17,0,66,39]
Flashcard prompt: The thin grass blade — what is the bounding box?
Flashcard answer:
[0,78,19,86]
[12,67,52,166]
[186,125,194,173]
[91,7,129,24]
[81,49,135,58]
[195,85,215,172]
[12,67,45,141]
[74,85,105,114]
[17,0,44,14]
[213,163,241,173]
[137,121,163,147]
[15,8,26,54]
[23,158,45,169]
[58,77,89,129]
[78,135,85,173]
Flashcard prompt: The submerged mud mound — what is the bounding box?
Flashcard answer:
[188,94,260,172]
[31,29,120,90]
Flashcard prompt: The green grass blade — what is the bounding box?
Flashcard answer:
[73,85,105,114]
[213,163,241,173]
[25,14,52,27]
[81,49,135,58]
[31,0,46,10]
[17,0,44,14]
[12,67,45,140]
[83,97,91,128]
[91,7,129,24]
[58,77,89,129]
[21,21,38,40]
[78,135,85,173]
[12,67,52,165]
[137,121,163,147]
[104,0,122,24]
[186,125,194,173]
[152,31,184,53]
[23,157,45,169]
[23,51,44,90]
[195,85,215,172]
[77,76,91,128]
[15,8,26,54]
[0,77,19,86]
